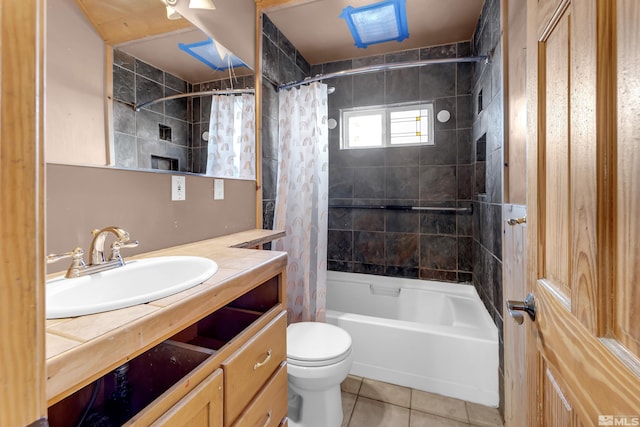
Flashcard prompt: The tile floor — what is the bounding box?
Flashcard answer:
[340,376,503,427]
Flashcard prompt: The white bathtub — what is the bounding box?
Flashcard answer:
[325,271,499,407]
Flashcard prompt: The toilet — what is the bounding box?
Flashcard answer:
[286,322,353,427]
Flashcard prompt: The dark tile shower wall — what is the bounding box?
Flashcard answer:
[112,49,254,174]
[317,44,475,281]
[261,14,311,231]
[113,49,191,172]
[470,0,505,416]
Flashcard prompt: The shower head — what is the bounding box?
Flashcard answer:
[327,87,336,95]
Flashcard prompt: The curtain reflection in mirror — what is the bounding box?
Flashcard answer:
[206,94,255,178]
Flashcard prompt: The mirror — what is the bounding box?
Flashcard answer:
[46,0,255,178]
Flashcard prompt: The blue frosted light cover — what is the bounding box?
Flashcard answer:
[178,38,247,71]
[339,0,409,48]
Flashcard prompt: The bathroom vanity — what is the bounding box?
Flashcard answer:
[45,229,288,427]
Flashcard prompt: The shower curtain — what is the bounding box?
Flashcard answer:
[273,82,329,323]
[206,93,255,178]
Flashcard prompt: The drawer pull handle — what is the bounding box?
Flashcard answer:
[253,349,272,370]
[262,410,272,427]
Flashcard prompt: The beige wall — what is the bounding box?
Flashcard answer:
[46,0,107,165]
[46,164,257,273]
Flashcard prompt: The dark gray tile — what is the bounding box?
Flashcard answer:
[328,230,353,261]
[386,167,419,199]
[354,167,385,198]
[353,263,386,275]
[328,260,353,272]
[420,63,456,99]
[327,75,353,110]
[165,90,188,122]
[354,231,385,265]
[136,75,163,114]
[136,59,163,84]
[262,13,279,44]
[457,62,474,95]
[384,266,419,278]
[457,164,474,200]
[458,236,473,272]
[386,210,419,233]
[420,212,457,235]
[135,108,163,140]
[329,207,353,230]
[456,42,471,58]
[419,268,457,282]
[164,117,189,147]
[113,101,136,135]
[421,130,457,165]
[487,151,503,204]
[262,158,278,201]
[262,200,275,230]
[353,209,385,232]
[386,146,420,166]
[386,233,419,267]
[113,133,137,168]
[420,44,457,60]
[385,67,420,104]
[421,235,458,270]
[419,165,457,201]
[165,72,187,93]
[353,72,384,106]
[114,49,135,71]
[262,35,280,84]
[457,95,473,128]
[278,31,296,60]
[113,66,135,105]
[457,129,473,164]
[329,167,354,198]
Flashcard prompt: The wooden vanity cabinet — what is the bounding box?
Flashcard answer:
[47,270,288,427]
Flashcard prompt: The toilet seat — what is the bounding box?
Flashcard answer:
[287,322,352,367]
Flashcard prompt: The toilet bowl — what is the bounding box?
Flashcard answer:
[287,322,353,427]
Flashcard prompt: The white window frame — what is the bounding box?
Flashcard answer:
[340,101,435,149]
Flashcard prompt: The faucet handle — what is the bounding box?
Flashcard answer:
[47,247,85,264]
[110,240,139,261]
[47,248,87,278]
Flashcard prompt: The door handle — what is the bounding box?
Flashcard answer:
[506,293,536,324]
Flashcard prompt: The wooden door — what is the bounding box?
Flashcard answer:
[524,0,640,425]
[0,0,47,426]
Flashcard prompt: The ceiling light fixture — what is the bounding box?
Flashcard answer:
[165,5,182,20]
[165,0,216,10]
[189,0,216,10]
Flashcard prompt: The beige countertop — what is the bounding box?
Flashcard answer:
[45,229,286,405]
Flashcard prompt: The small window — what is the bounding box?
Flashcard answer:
[341,102,435,149]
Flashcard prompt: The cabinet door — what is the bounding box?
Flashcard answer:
[151,368,223,427]
[223,311,287,425]
[231,363,288,427]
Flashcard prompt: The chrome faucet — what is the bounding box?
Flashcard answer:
[47,226,139,278]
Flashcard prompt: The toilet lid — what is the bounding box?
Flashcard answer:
[287,322,352,367]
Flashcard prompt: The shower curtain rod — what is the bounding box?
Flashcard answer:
[134,88,255,111]
[329,204,473,214]
[278,55,490,91]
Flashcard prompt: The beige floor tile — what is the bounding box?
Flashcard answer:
[411,390,469,423]
[341,375,363,395]
[410,410,473,427]
[349,396,410,427]
[342,392,357,427]
[359,378,412,408]
[466,402,503,427]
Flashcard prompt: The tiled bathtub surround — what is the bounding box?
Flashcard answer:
[319,44,475,281]
[112,49,254,174]
[470,0,505,417]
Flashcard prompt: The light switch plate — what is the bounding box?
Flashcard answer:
[172,175,186,201]
[214,179,224,200]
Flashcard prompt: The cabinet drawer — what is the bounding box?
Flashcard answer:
[231,363,288,427]
[223,310,287,425]
[151,368,223,427]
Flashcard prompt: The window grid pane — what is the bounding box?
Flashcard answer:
[342,102,434,149]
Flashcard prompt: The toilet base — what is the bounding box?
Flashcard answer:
[287,381,343,427]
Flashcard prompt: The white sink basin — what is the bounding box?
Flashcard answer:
[46,256,218,319]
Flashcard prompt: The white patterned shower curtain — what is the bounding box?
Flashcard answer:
[206,93,255,178]
[273,82,329,323]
